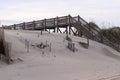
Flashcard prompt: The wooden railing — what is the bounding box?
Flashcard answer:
[4,16,70,30]
[69,15,94,39]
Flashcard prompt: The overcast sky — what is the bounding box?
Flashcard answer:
[0,0,120,28]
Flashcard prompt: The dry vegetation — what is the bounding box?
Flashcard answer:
[0,27,11,64]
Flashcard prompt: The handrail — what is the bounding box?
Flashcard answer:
[69,15,94,39]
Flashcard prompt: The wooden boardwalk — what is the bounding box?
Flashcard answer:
[3,15,120,52]
[4,15,101,40]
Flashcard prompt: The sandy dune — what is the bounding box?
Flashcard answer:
[0,30,120,80]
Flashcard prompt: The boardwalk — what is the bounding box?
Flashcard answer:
[4,15,120,52]
[4,15,100,40]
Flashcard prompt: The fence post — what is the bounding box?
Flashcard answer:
[46,40,47,46]
[27,41,29,53]
[25,40,29,53]
[49,43,51,52]
[44,19,46,31]
[25,39,27,48]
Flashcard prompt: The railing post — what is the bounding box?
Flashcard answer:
[68,15,71,35]
[53,18,56,32]
[41,20,44,30]
[78,15,81,25]
[53,18,55,26]
[68,15,71,24]
[44,19,46,31]
[56,16,59,33]
[78,15,83,36]
[23,22,25,30]
[33,21,35,30]
[14,24,16,30]
[66,16,68,24]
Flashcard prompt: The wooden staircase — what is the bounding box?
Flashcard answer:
[70,15,120,52]
[69,15,101,41]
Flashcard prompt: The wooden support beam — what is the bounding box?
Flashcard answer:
[66,16,68,24]
[44,19,46,31]
[56,17,59,33]
[49,29,50,33]
[74,30,77,35]
[53,18,55,27]
[53,18,56,33]
[78,15,80,23]
[74,30,79,36]
[53,28,55,32]
[58,28,62,33]
[63,29,66,33]
[14,24,16,30]
[78,31,83,37]
[68,15,71,25]
[32,21,35,30]
[41,30,42,35]
[46,29,49,32]
[68,15,71,35]
[23,22,25,30]
[41,21,44,30]
[70,27,75,35]
[78,15,84,36]
[69,26,71,35]
[66,26,68,35]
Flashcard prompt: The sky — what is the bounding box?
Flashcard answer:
[0,0,120,28]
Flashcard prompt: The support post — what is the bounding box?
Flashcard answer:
[78,15,83,36]
[53,18,56,32]
[41,30,42,35]
[69,26,71,35]
[44,19,46,31]
[53,18,55,27]
[49,29,50,34]
[14,24,16,30]
[56,17,59,33]
[49,43,51,52]
[78,15,81,24]
[66,27,68,36]
[68,15,71,35]
[66,16,68,24]
[53,28,55,32]
[58,28,62,33]
[33,21,35,30]
[23,22,25,30]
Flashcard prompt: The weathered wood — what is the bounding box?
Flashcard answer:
[56,17,59,33]
[3,15,120,52]
[23,22,25,30]
[44,19,46,31]
[49,43,51,52]
[33,21,35,30]
[14,24,16,30]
